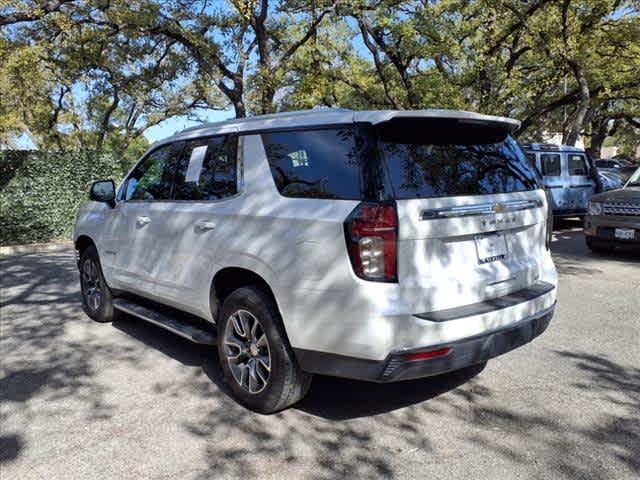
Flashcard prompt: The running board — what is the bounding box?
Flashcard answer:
[113,298,216,345]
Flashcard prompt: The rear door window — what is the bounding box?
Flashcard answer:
[173,135,238,201]
[568,154,588,176]
[379,131,539,199]
[261,128,362,199]
[540,154,562,177]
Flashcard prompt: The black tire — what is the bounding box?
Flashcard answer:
[217,285,312,413]
[586,236,613,254]
[79,245,117,323]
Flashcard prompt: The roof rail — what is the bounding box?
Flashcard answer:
[521,143,561,151]
[179,108,353,134]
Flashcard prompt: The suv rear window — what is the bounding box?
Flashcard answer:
[378,120,539,199]
[262,128,362,199]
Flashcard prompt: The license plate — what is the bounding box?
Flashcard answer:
[615,228,635,240]
[475,232,508,263]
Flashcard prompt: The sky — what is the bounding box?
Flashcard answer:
[143,108,234,144]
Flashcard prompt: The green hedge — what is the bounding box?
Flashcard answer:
[0,150,126,246]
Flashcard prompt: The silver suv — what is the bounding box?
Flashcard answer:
[75,109,558,413]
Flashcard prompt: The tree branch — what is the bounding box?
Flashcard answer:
[0,0,73,26]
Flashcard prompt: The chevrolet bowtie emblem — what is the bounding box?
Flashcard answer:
[494,203,505,213]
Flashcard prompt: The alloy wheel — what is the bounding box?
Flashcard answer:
[223,309,271,394]
[81,258,102,312]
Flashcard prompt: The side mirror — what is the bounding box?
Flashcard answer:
[90,180,116,207]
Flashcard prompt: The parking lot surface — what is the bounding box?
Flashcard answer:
[1,222,639,479]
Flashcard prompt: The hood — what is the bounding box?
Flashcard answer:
[592,186,640,203]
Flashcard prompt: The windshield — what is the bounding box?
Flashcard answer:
[626,167,640,186]
[376,119,540,199]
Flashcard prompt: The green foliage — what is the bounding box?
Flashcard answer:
[0,150,126,245]
[0,0,225,152]
[1,0,638,159]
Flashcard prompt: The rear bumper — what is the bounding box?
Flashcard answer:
[584,214,640,248]
[294,303,555,382]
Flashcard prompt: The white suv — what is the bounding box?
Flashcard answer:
[75,109,558,413]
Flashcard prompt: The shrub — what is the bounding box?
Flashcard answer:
[0,150,125,245]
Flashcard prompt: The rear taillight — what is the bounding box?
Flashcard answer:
[544,190,553,250]
[344,202,398,282]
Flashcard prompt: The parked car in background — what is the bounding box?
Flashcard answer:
[523,143,598,218]
[595,159,632,169]
[74,109,558,413]
[598,169,626,191]
[585,167,640,252]
[595,158,638,183]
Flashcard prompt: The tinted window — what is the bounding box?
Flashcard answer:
[173,135,238,201]
[381,135,539,199]
[541,153,562,176]
[262,128,362,199]
[568,154,587,176]
[125,144,179,201]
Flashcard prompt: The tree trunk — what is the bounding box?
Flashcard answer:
[233,98,247,118]
[564,60,590,146]
[260,79,276,115]
[588,118,609,159]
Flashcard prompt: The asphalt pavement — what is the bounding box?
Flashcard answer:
[1,220,639,479]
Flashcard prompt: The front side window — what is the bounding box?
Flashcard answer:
[262,128,362,199]
[173,135,238,201]
[125,144,179,201]
[568,154,588,176]
[541,153,562,177]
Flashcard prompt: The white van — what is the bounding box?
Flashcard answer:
[75,109,558,413]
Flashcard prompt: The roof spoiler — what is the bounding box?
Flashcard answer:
[355,109,521,132]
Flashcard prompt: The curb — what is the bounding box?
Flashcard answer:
[0,241,73,257]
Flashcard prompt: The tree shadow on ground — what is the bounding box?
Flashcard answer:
[111,314,233,399]
[554,350,640,474]
[0,434,22,463]
[455,350,640,480]
[174,365,494,480]
[111,307,491,479]
[112,310,486,419]
[3,249,638,479]
[1,250,146,464]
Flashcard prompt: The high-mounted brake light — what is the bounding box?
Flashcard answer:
[344,202,398,282]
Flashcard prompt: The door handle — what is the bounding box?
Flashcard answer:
[195,220,217,231]
[136,216,151,226]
